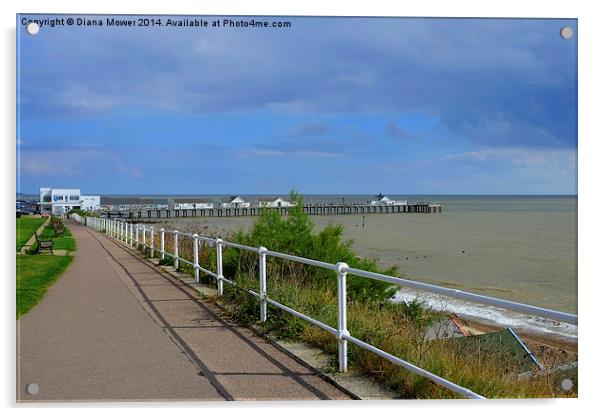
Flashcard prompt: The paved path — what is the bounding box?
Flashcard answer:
[17,223,351,402]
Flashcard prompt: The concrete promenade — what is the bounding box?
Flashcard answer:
[17,222,351,402]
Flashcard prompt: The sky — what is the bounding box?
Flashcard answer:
[16,15,577,195]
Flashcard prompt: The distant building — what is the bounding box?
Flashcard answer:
[39,187,101,215]
[194,200,214,209]
[257,197,294,208]
[370,193,407,206]
[100,197,169,211]
[223,196,250,208]
[173,198,214,210]
[173,199,196,210]
[82,195,101,211]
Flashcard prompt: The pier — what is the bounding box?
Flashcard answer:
[101,203,443,219]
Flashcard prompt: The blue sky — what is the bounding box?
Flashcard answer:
[17,16,577,195]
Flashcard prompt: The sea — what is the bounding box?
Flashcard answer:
[148,194,578,341]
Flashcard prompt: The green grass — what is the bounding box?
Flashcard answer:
[16,255,73,318]
[38,223,76,251]
[16,217,45,251]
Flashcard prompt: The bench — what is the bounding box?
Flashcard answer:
[33,232,54,255]
[53,223,65,237]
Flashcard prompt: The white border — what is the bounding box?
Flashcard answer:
[2,1,600,415]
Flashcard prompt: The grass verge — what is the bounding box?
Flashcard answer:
[29,218,76,253]
[39,222,76,251]
[16,255,73,318]
[16,217,46,251]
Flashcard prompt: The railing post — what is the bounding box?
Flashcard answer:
[173,231,179,270]
[336,262,350,373]
[150,227,155,257]
[135,224,139,248]
[142,226,146,253]
[160,228,165,260]
[129,223,134,246]
[193,234,199,282]
[258,247,268,322]
[216,238,224,296]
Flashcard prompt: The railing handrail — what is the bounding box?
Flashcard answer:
[138,224,577,325]
[80,217,578,400]
[343,267,577,325]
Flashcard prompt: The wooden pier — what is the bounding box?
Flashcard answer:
[102,203,442,219]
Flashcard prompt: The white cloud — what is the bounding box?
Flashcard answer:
[443,147,576,168]
[237,148,342,159]
[21,161,73,174]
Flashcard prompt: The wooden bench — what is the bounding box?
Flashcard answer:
[33,232,54,255]
[53,223,65,237]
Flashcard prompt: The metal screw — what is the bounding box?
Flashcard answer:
[26,383,39,395]
[560,378,573,391]
[560,26,573,39]
[26,22,40,35]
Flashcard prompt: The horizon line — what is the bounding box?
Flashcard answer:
[16,191,578,197]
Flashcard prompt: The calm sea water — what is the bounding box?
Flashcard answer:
[156,195,577,339]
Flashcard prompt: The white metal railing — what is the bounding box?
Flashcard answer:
[77,216,578,400]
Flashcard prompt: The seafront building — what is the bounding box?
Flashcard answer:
[173,198,214,210]
[257,196,295,208]
[370,194,408,206]
[222,196,251,208]
[39,187,101,215]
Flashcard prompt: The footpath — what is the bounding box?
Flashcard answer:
[17,222,351,402]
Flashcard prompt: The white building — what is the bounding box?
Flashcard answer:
[195,200,214,209]
[222,196,250,208]
[82,195,101,211]
[39,187,101,215]
[370,194,408,206]
[173,201,196,210]
[173,199,214,210]
[257,197,294,208]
